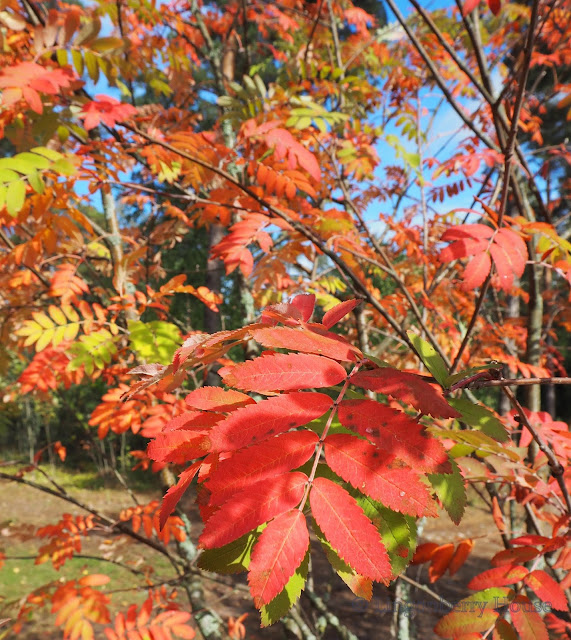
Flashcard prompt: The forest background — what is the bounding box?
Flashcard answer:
[1,0,571,638]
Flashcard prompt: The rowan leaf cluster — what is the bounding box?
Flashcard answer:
[1,0,571,638]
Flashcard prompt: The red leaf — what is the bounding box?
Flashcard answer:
[79,95,137,130]
[206,430,319,506]
[462,0,480,15]
[219,353,347,392]
[463,251,492,289]
[492,495,506,533]
[411,542,439,564]
[248,509,309,606]
[491,546,539,567]
[0,62,74,113]
[442,223,494,243]
[261,301,304,325]
[448,539,475,576]
[309,477,392,583]
[350,368,459,418]
[468,565,529,591]
[511,595,549,640]
[487,0,501,15]
[524,570,568,611]
[337,399,451,473]
[322,299,360,329]
[264,127,321,181]
[289,293,315,321]
[434,589,511,637]
[79,573,110,587]
[162,411,222,432]
[250,326,359,362]
[199,472,307,548]
[440,224,526,292]
[323,434,437,517]
[159,461,201,529]
[545,614,571,639]
[510,535,551,547]
[185,387,255,412]
[428,544,454,583]
[489,228,527,291]
[147,430,211,463]
[493,619,518,640]
[209,392,333,451]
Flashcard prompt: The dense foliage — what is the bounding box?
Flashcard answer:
[1,0,571,638]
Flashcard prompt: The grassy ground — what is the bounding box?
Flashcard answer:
[0,465,174,638]
[0,465,502,640]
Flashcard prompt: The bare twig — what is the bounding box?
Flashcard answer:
[502,387,571,516]
[122,123,421,354]
[474,377,571,389]
[383,0,499,151]
[0,471,185,569]
[450,0,541,373]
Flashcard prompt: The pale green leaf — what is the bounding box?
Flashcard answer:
[31,146,63,162]
[52,158,77,176]
[356,494,415,575]
[27,170,45,194]
[6,180,26,215]
[0,168,20,183]
[84,50,99,83]
[445,362,503,388]
[90,36,125,53]
[407,331,449,386]
[198,528,262,574]
[128,320,181,363]
[428,458,466,525]
[260,552,309,626]
[448,397,508,442]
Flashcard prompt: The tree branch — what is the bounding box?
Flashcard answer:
[501,386,571,516]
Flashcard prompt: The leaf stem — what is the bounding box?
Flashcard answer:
[297,362,362,512]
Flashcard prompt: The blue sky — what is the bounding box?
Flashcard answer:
[81,0,486,229]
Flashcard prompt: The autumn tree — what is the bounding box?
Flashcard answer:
[1,0,571,639]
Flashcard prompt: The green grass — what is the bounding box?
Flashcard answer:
[1,543,174,599]
[0,462,160,493]
[0,539,178,637]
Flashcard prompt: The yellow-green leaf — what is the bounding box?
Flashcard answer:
[6,180,26,216]
[71,49,84,76]
[407,330,449,386]
[56,48,68,66]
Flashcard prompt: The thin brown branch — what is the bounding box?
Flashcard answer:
[3,553,146,576]
[502,386,571,516]
[122,123,420,354]
[303,0,326,70]
[398,574,453,609]
[382,0,499,152]
[342,245,451,366]
[0,471,185,570]
[450,0,541,373]
[408,0,494,104]
[475,377,571,389]
[0,229,51,288]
